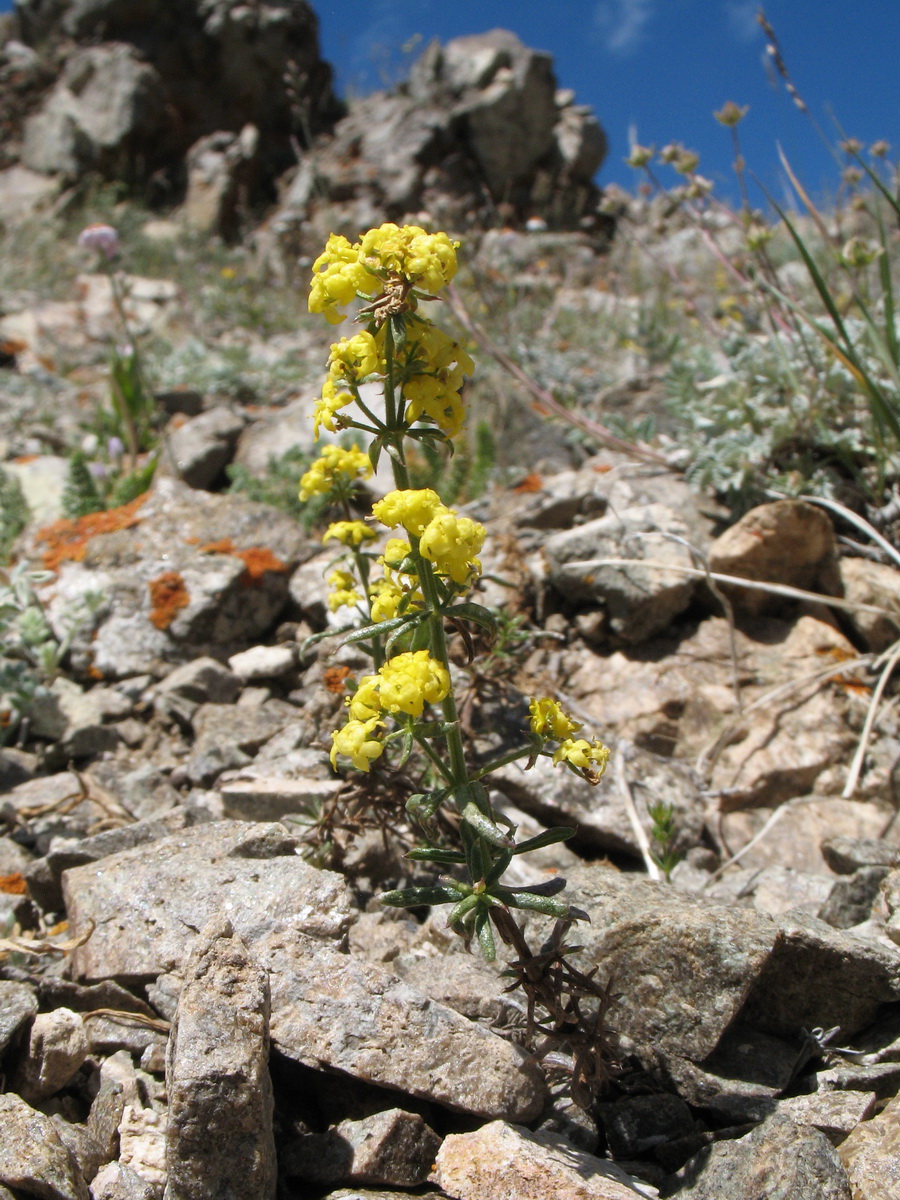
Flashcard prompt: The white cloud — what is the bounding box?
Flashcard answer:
[593,0,655,55]
[724,0,760,42]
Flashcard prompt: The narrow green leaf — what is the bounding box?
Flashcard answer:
[380,885,460,908]
[442,602,499,635]
[460,801,515,848]
[342,614,415,645]
[511,826,578,855]
[405,847,466,864]
[474,910,496,961]
[495,889,571,918]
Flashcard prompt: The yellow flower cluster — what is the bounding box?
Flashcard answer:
[528,697,582,741]
[326,568,362,613]
[309,224,459,325]
[359,224,459,296]
[322,520,376,547]
[298,445,372,501]
[371,489,486,587]
[368,576,423,622]
[330,717,384,771]
[331,649,452,772]
[399,323,474,438]
[529,696,610,782]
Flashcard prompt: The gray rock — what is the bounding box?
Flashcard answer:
[24,805,212,912]
[838,1090,900,1197]
[818,866,889,929]
[88,1049,141,1163]
[673,1113,851,1199]
[822,835,900,874]
[160,406,247,490]
[0,979,38,1056]
[22,43,166,180]
[227,644,296,682]
[564,865,900,1087]
[180,125,259,240]
[88,1161,160,1200]
[41,478,311,680]
[153,656,241,706]
[433,1120,658,1200]
[27,676,120,758]
[596,1093,695,1160]
[63,820,356,981]
[217,749,342,823]
[0,1092,90,1200]
[12,1007,88,1102]
[48,1117,105,1189]
[837,556,900,652]
[164,917,275,1200]
[778,1089,877,1145]
[543,504,697,642]
[260,929,546,1122]
[282,1109,441,1188]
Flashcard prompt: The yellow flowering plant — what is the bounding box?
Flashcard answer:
[303,222,610,962]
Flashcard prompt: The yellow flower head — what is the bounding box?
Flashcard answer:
[326,568,362,613]
[330,716,384,771]
[311,377,355,438]
[299,444,372,501]
[377,650,450,718]
[419,512,485,586]
[552,737,611,782]
[529,697,583,741]
[372,489,447,537]
[368,576,423,623]
[348,673,382,721]
[309,234,380,325]
[322,520,376,547]
[328,331,383,384]
[359,224,459,295]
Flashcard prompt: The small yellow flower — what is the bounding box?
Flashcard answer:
[328,331,383,383]
[330,716,384,771]
[359,224,459,294]
[299,444,372,501]
[377,650,450,718]
[326,568,362,612]
[529,697,582,741]
[419,512,485,585]
[372,489,448,537]
[368,577,423,622]
[322,520,376,547]
[553,737,611,780]
[309,234,379,325]
[311,378,355,438]
[348,674,382,721]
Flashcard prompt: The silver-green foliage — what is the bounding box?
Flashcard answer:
[0,565,100,743]
[667,321,900,508]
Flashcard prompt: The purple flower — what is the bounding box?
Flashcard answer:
[107,436,125,459]
[78,223,120,260]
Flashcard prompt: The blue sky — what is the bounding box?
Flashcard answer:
[3,0,897,208]
[314,0,900,208]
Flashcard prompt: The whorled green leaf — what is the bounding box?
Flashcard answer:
[405,846,466,865]
[511,826,578,855]
[343,614,418,646]
[380,885,461,908]
[474,909,496,961]
[460,801,515,848]
[442,601,499,636]
[493,887,571,918]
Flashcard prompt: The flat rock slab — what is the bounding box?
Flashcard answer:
[565,866,900,1070]
[0,1092,90,1200]
[63,821,356,981]
[675,1114,851,1199]
[259,929,547,1122]
[432,1120,659,1200]
[838,1090,900,1198]
[165,917,275,1200]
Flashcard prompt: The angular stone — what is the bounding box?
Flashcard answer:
[432,1120,657,1200]
[543,504,696,643]
[838,1090,900,1197]
[63,821,356,981]
[282,1109,441,1188]
[89,1161,159,1200]
[0,1092,90,1200]
[118,1105,167,1188]
[707,499,838,616]
[165,917,275,1200]
[0,979,38,1056]
[13,1007,88,1102]
[260,929,546,1122]
[88,1050,142,1163]
[674,1114,851,1198]
[564,865,900,1077]
[227,644,296,681]
[162,406,246,490]
[779,1089,876,1145]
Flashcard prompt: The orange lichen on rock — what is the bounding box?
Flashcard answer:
[148,571,190,629]
[0,873,27,895]
[197,537,288,585]
[37,493,149,572]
